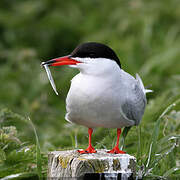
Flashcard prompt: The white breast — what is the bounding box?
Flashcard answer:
[65,60,136,128]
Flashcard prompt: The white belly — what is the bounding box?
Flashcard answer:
[65,73,134,128]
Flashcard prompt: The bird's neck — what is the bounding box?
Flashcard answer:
[75,58,121,77]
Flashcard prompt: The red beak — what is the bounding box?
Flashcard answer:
[42,56,81,66]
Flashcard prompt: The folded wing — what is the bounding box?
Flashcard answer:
[121,74,147,126]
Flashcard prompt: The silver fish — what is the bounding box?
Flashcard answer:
[43,63,59,95]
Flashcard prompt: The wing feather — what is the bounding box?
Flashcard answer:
[121,75,146,125]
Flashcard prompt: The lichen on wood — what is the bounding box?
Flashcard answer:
[48,149,136,179]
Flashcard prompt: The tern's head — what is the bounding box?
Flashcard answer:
[69,42,121,67]
[42,42,121,75]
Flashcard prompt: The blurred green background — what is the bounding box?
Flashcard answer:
[0,0,180,178]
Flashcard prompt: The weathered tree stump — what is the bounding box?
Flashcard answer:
[48,149,136,179]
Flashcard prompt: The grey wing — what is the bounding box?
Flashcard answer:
[121,81,147,126]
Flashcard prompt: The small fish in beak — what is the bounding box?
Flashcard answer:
[42,62,59,95]
[41,56,80,95]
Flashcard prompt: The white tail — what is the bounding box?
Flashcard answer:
[136,73,153,94]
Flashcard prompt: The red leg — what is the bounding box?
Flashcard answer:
[78,128,97,154]
[107,128,126,154]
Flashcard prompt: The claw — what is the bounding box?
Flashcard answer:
[107,128,126,154]
[77,128,97,154]
[78,145,97,154]
[107,146,126,154]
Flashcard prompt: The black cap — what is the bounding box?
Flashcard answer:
[70,42,121,68]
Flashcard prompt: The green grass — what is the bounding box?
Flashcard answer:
[137,99,180,178]
[0,0,180,179]
[28,117,43,179]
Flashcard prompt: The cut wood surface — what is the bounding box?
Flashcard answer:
[48,149,136,179]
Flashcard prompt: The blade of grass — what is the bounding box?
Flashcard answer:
[145,98,180,174]
[120,126,131,150]
[137,125,142,164]
[28,117,42,180]
[1,172,37,180]
[150,139,177,171]
[163,166,180,178]
[146,142,153,169]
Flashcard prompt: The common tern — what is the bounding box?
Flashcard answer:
[42,42,149,154]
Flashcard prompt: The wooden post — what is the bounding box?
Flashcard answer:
[48,149,136,179]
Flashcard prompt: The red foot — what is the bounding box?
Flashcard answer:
[77,145,97,154]
[107,146,126,154]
